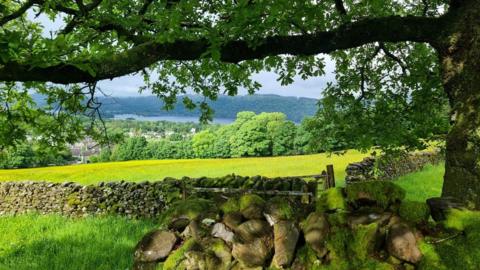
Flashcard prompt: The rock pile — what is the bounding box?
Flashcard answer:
[134,181,433,270]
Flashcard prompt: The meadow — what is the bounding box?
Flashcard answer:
[0,151,371,185]
[0,164,445,270]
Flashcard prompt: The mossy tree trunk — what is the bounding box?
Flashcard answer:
[437,0,480,207]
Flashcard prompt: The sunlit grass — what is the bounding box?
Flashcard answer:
[0,151,370,185]
[395,164,444,202]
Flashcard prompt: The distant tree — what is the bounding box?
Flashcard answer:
[0,144,35,168]
[146,140,175,160]
[114,137,148,161]
[268,120,296,156]
[212,125,235,158]
[192,130,217,158]
[294,119,315,155]
[230,114,271,157]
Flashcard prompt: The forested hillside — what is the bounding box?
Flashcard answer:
[92,94,317,123]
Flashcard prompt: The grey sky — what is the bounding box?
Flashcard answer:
[32,12,335,99]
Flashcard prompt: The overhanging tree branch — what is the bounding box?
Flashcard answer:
[0,15,439,84]
[0,0,37,26]
[334,0,347,15]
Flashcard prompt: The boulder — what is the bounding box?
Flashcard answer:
[168,217,190,232]
[239,194,265,220]
[264,197,294,224]
[182,219,208,240]
[134,230,177,262]
[232,235,273,267]
[235,219,271,242]
[223,212,243,230]
[184,250,221,270]
[210,239,232,267]
[348,212,392,228]
[426,197,464,222]
[386,219,422,264]
[272,220,300,268]
[212,223,234,243]
[302,212,330,257]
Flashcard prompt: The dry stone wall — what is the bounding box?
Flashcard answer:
[346,151,443,184]
[0,175,314,218]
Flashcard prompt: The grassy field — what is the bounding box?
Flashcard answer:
[395,164,444,202]
[0,214,157,270]
[0,164,446,270]
[0,151,370,185]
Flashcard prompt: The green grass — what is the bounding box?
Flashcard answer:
[395,164,444,202]
[0,214,157,270]
[0,151,369,185]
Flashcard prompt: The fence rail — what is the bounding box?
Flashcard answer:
[183,164,336,203]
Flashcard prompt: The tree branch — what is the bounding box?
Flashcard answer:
[0,15,439,84]
[334,0,347,15]
[379,42,408,74]
[0,0,37,27]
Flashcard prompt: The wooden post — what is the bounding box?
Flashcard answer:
[321,170,329,190]
[182,181,187,200]
[326,164,336,188]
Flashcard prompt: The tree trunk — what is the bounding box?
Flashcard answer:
[438,1,480,208]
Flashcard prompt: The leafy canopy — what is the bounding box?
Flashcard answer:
[0,0,451,152]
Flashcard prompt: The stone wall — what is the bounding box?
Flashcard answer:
[0,175,314,218]
[346,151,443,184]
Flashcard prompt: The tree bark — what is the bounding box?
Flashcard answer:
[438,0,480,208]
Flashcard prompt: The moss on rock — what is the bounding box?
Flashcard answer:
[351,223,379,261]
[345,181,405,210]
[399,200,430,224]
[159,198,216,227]
[162,239,198,270]
[239,194,265,219]
[316,188,347,212]
[220,197,240,214]
[266,197,294,221]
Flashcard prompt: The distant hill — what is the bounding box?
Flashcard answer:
[94,94,318,123]
[31,94,318,123]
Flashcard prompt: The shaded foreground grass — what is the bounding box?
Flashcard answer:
[0,152,370,185]
[0,214,157,270]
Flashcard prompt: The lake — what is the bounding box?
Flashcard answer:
[113,114,235,124]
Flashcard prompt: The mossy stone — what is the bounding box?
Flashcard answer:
[266,197,294,221]
[351,223,379,261]
[221,197,240,214]
[316,187,347,212]
[239,194,265,219]
[163,239,198,270]
[345,181,406,210]
[159,198,217,228]
[399,200,430,224]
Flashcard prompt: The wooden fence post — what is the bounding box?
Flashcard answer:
[322,170,329,190]
[326,164,336,188]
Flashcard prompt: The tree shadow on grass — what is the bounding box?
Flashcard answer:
[0,237,137,270]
